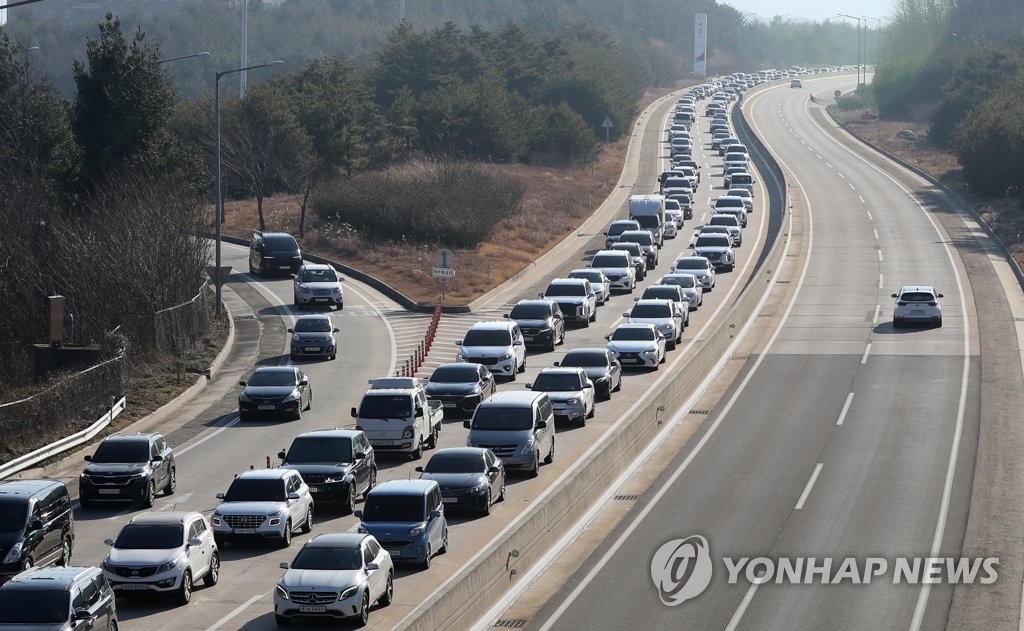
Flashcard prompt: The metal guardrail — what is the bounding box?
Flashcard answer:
[0,396,126,480]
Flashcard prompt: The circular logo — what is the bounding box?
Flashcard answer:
[650,535,713,606]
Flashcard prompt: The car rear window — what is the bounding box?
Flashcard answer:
[263,234,298,250]
[591,254,630,268]
[900,292,935,302]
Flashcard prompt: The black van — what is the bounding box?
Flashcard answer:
[0,480,74,582]
[249,231,302,276]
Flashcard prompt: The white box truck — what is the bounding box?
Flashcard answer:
[628,194,666,246]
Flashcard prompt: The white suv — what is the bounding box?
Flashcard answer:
[212,469,314,548]
[293,263,344,310]
[590,250,637,293]
[623,299,684,350]
[892,286,944,327]
[102,511,219,605]
[457,321,527,379]
[540,278,598,326]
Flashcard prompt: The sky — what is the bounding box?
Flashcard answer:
[722,0,893,23]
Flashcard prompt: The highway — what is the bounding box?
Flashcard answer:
[513,74,1002,630]
[35,82,784,630]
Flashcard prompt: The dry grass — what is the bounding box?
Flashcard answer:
[222,85,685,305]
[834,108,1024,266]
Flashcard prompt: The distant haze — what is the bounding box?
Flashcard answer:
[723,0,893,22]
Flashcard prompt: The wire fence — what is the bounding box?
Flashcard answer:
[154,281,211,354]
[0,354,126,464]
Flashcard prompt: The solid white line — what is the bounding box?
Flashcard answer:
[725,581,762,631]
[794,463,824,510]
[873,228,880,241]
[836,392,855,426]
[861,343,872,364]
[206,593,266,631]
[533,85,814,631]
[873,304,881,325]
[175,416,241,457]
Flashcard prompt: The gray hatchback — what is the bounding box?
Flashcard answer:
[288,314,339,360]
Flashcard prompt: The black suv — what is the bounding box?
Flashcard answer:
[249,231,302,276]
[278,429,376,514]
[0,565,117,629]
[0,480,74,581]
[80,433,176,509]
[504,299,566,351]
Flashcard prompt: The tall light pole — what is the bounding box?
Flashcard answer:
[155,51,210,66]
[214,59,283,318]
[838,14,866,86]
[863,16,882,69]
[240,0,248,98]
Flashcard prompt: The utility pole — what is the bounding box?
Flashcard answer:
[240,0,248,98]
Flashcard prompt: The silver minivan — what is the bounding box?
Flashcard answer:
[464,392,555,478]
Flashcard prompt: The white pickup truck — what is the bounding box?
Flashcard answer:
[350,377,444,460]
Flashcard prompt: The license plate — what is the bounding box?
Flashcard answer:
[442,497,458,504]
[523,336,534,342]
[442,403,456,409]
[258,405,275,410]
[314,298,328,302]
[98,489,120,495]
[303,347,321,353]
[233,528,257,534]
[299,606,327,613]
[308,486,320,493]
[387,549,401,556]
[372,440,398,446]
[116,584,148,591]
[279,265,291,270]
[620,358,639,364]
[911,310,925,315]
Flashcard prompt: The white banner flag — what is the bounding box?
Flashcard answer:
[694,14,708,77]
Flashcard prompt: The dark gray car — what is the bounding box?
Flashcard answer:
[238,366,312,421]
[555,348,622,400]
[415,448,505,516]
[288,314,339,360]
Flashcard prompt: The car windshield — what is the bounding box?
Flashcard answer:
[710,217,737,227]
[664,178,689,188]
[632,304,672,318]
[509,303,551,319]
[674,259,708,271]
[0,501,27,534]
[293,318,332,333]
[464,327,513,346]
[607,222,637,236]
[643,288,679,300]
[91,440,149,464]
[362,495,424,523]
[0,589,68,624]
[263,235,298,250]
[285,436,353,463]
[430,365,480,383]
[621,233,653,246]
[291,544,362,570]
[299,269,337,283]
[532,373,583,392]
[613,243,643,256]
[114,524,183,550]
[591,254,630,268]
[358,395,412,419]
[665,275,697,288]
[900,292,936,302]
[545,283,585,297]
[701,227,729,235]
[224,478,286,502]
[668,194,692,205]
[561,351,608,368]
[663,200,680,211]
[611,327,655,342]
[727,190,749,198]
[470,406,534,431]
[569,271,602,283]
[424,452,485,474]
[634,216,660,230]
[732,175,753,184]
[696,236,731,248]
[247,370,296,387]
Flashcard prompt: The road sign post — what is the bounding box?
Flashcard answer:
[432,249,455,306]
[602,116,614,143]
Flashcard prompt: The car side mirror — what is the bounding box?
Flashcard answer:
[525,382,534,389]
[937,293,944,298]
[74,609,92,621]
[216,492,225,499]
[151,455,163,462]
[415,408,424,418]
[414,466,424,473]
[188,537,202,547]
[287,328,294,333]
[890,293,898,298]
[537,292,544,298]
[488,466,500,474]
[366,562,380,571]
[430,509,442,519]
[584,383,593,389]
[503,314,510,319]
[553,361,561,367]
[84,455,92,462]
[604,335,611,341]
[689,244,695,248]
[104,538,114,546]
[622,313,630,318]
[351,407,358,418]
[238,380,246,387]
[535,420,548,430]
[299,379,309,386]
[278,450,287,460]
[287,492,300,500]
[333,328,340,333]
[279,561,290,570]
[455,340,463,346]
[27,518,42,531]
[463,420,472,429]
[354,451,366,460]
[354,510,363,519]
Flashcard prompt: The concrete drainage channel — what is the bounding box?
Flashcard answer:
[395,84,795,631]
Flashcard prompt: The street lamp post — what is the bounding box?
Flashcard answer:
[156,51,210,66]
[214,60,283,318]
[863,16,882,68]
[838,14,866,86]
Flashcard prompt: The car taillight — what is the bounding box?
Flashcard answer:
[928,302,937,306]
[897,302,907,306]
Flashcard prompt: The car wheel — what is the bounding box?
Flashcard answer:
[727,264,735,272]
[439,528,449,554]
[344,484,356,515]
[614,376,622,392]
[79,496,91,510]
[481,490,492,516]
[547,335,557,352]
[214,534,226,548]
[379,571,394,606]
[142,480,156,508]
[529,452,540,478]
[427,424,439,449]
[176,569,192,605]
[660,352,667,364]
[275,614,291,626]
[306,389,312,411]
[366,469,377,499]
[279,521,292,548]
[58,536,72,566]
[544,439,555,464]
[589,309,597,323]
[248,259,255,274]
[936,317,943,328]
[668,339,677,351]
[353,591,370,627]
[499,477,506,502]
[893,317,902,328]
[518,359,527,374]
[165,467,176,496]
[421,544,432,570]
[204,552,220,586]
[411,440,424,460]
[109,620,118,631]
[330,353,337,360]
[587,403,596,419]
[301,507,313,534]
